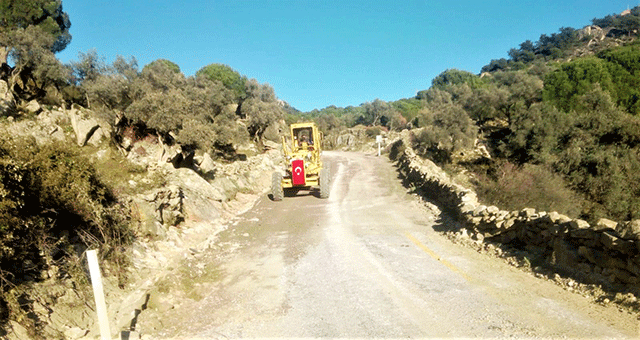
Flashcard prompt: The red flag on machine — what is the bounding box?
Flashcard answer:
[291,159,306,185]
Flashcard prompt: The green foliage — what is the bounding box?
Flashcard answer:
[429,68,482,90]
[142,59,180,74]
[475,162,582,218]
[358,98,392,126]
[74,52,283,158]
[4,25,70,100]
[481,6,640,73]
[0,0,71,58]
[543,57,615,112]
[69,49,107,84]
[196,63,247,100]
[391,98,422,123]
[240,78,284,144]
[0,135,133,325]
[497,84,640,221]
[543,48,640,114]
[410,103,477,164]
[536,27,580,57]
[125,89,188,133]
[501,102,572,164]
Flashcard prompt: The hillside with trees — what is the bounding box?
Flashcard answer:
[298,6,640,224]
[0,0,287,335]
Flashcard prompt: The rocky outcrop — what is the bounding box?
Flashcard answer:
[326,126,375,150]
[4,107,67,144]
[578,25,608,42]
[389,135,640,288]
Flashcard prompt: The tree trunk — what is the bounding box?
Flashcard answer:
[0,46,8,65]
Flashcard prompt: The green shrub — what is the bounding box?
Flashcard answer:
[365,126,384,138]
[475,162,583,217]
[0,135,133,328]
[411,104,477,164]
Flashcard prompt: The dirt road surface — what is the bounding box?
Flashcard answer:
[136,151,639,339]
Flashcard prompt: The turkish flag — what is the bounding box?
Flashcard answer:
[291,159,306,185]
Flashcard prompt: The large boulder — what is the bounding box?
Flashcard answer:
[169,166,225,221]
[195,152,216,177]
[68,106,106,146]
[24,99,42,114]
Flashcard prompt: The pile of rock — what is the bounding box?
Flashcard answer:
[389,137,640,287]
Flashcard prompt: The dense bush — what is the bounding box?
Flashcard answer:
[75,54,275,157]
[475,162,582,217]
[410,102,477,164]
[0,135,133,322]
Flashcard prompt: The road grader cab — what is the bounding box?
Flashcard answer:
[271,122,330,201]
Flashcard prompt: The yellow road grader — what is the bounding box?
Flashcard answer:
[271,122,330,200]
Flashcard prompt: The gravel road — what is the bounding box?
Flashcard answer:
[137,151,639,339]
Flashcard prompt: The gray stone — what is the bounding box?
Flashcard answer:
[197,152,216,175]
[595,218,618,231]
[147,291,174,313]
[569,219,590,230]
[467,216,482,226]
[459,202,476,215]
[616,219,640,241]
[472,232,485,242]
[486,205,499,214]
[520,208,537,219]
[495,210,509,221]
[473,205,487,217]
[25,99,41,114]
[63,326,88,339]
[600,231,619,249]
[613,268,638,284]
[571,228,596,239]
[547,211,572,224]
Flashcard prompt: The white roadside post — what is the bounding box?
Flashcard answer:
[86,249,112,340]
[376,135,382,156]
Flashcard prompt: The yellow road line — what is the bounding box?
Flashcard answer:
[404,232,474,283]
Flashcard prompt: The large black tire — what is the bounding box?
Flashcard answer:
[271,172,284,201]
[319,167,330,199]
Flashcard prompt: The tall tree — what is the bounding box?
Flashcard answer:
[360,98,391,126]
[0,0,71,64]
[240,79,283,145]
[196,63,247,100]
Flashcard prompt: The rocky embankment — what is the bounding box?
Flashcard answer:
[388,132,640,310]
[0,97,284,339]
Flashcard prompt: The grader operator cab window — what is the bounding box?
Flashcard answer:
[295,128,313,149]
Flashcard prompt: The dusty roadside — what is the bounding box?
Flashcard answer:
[130,151,639,339]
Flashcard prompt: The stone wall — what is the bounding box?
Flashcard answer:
[389,137,640,289]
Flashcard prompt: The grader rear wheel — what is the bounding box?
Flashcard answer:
[271,172,284,201]
[319,167,330,199]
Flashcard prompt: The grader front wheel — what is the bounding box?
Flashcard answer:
[271,172,284,201]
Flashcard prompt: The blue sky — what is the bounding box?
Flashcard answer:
[56,0,634,112]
